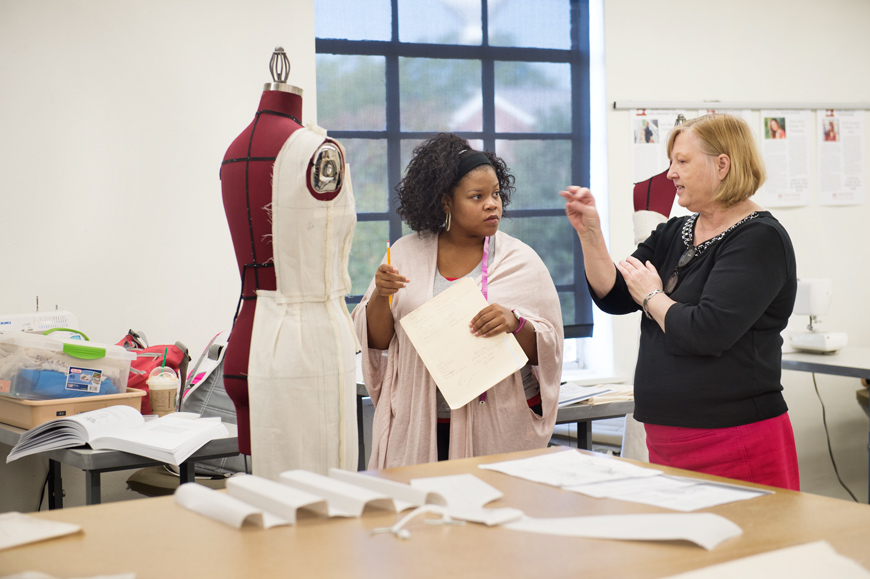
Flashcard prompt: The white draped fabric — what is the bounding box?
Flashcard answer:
[248,125,359,479]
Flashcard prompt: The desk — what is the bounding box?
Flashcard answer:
[781,347,870,380]
[3,447,870,579]
[0,421,239,508]
[356,383,634,468]
[555,399,635,450]
[781,346,870,501]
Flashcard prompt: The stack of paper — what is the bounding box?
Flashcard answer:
[480,449,770,511]
[582,383,635,405]
[558,383,613,407]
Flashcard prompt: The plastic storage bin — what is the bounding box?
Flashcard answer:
[0,332,136,400]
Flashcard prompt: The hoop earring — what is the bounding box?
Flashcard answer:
[445,212,452,232]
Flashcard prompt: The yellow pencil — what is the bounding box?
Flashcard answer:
[387,240,392,306]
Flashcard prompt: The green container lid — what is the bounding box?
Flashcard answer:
[62,342,106,360]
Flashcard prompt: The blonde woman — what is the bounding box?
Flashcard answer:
[561,114,799,490]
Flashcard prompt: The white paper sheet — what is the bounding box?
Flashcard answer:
[410,473,504,510]
[758,109,813,207]
[630,109,686,183]
[399,277,527,409]
[279,469,395,517]
[479,449,661,488]
[662,540,870,578]
[446,507,524,526]
[558,383,612,407]
[226,474,329,523]
[0,512,81,551]
[174,482,290,529]
[505,513,742,551]
[328,468,447,512]
[817,109,865,206]
[567,475,770,511]
[567,473,698,498]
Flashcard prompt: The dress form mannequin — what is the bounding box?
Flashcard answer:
[633,169,676,218]
[221,48,304,456]
[631,115,690,245]
[221,49,359,478]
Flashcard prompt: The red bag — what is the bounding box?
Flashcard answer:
[117,330,189,415]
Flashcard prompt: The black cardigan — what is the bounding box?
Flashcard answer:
[592,211,796,428]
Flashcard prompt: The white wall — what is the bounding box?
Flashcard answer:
[0,0,317,359]
[603,0,870,501]
[0,0,316,510]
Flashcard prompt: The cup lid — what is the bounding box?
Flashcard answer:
[148,367,178,379]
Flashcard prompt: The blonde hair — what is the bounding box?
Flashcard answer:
[667,114,766,207]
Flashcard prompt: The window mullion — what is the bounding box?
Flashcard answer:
[386,53,402,242]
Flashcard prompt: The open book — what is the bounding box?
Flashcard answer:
[6,405,229,466]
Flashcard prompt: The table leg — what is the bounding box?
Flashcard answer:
[48,459,63,510]
[357,394,365,471]
[576,421,592,450]
[85,471,101,505]
[179,462,196,484]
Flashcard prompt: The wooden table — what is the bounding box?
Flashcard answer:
[0,421,239,508]
[3,447,869,579]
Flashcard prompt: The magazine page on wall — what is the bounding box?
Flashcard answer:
[630,108,686,184]
[757,109,812,208]
[817,109,866,206]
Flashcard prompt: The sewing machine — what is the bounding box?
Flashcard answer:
[0,310,79,336]
[789,279,848,353]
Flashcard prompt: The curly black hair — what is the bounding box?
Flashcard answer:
[395,133,515,233]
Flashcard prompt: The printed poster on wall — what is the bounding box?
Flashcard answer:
[698,109,752,125]
[816,109,865,206]
[757,109,812,207]
[630,109,686,184]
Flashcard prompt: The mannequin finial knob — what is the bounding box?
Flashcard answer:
[270,47,290,84]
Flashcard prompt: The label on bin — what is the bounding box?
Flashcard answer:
[66,367,103,393]
[0,379,9,394]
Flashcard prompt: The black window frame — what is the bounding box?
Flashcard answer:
[316,0,593,338]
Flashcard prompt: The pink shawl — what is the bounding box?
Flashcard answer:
[352,230,564,468]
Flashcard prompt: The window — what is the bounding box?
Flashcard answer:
[315,0,597,352]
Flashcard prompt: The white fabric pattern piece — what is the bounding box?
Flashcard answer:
[248,124,359,480]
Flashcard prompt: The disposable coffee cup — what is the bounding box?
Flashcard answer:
[147,367,179,416]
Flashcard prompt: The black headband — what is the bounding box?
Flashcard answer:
[456,151,493,182]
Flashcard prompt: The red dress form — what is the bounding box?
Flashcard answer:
[632,169,675,216]
[220,90,302,455]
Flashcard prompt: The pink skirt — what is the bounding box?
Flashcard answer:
[645,413,800,491]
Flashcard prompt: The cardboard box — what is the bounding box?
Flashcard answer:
[0,389,146,429]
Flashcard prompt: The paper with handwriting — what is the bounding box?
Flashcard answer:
[399,277,528,409]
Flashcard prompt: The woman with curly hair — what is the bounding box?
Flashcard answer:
[352,133,563,468]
